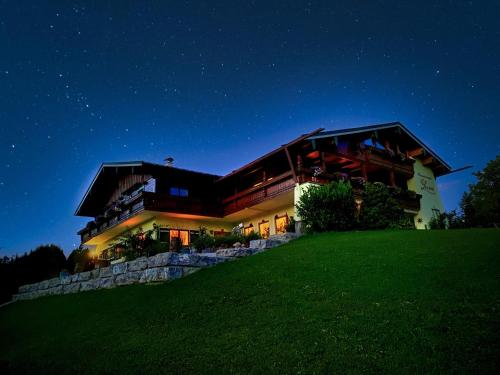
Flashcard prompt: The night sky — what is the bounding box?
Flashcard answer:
[1,1,499,256]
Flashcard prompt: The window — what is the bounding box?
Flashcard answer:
[213,229,228,237]
[190,230,200,244]
[170,229,189,246]
[170,187,180,196]
[259,221,270,239]
[275,214,289,234]
[144,178,156,193]
[158,228,170,243]
[244,224,254,236]
[170,187,189,197]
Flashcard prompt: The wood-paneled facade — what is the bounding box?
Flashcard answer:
[76,122,452,248]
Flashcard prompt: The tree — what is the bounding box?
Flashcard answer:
[461,156,500,227]
[0,244,67,304]
[358,182,404,230]
[66,247,95,274]
[296,181,356,233]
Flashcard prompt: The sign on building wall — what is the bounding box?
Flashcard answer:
[407,160,445,229]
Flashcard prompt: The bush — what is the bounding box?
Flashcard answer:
[214,234,245,248]
[243,231,261,243]
[296,181,356,233]
[113,226,161,260]
[429,210,465,229]
[169,237,182,252]
[358,183,404,230]
[193,233,216,252]
[286,217,296,233]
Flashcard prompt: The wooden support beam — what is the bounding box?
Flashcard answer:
[407,147,424,157]
[422,156,434,166]
[343,162,360,169]
[284,147,297,182]
[389,170,396,187]
[361,162,368,181]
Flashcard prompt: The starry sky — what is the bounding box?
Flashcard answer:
[1,1,499,256]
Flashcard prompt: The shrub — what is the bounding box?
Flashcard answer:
[113,226,160,260]
[358,182,404,230]
[169,237,182,252]
[193,233,216,252]
[429,210,465,229]
[243,231,261,244]
[296,181,356,233]
[214,234,245,248]
[286,217,296,233]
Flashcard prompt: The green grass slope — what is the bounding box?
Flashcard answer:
[1,229,499,374]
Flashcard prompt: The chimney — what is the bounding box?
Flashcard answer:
[164,157,174,167]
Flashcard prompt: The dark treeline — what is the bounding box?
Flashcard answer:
[0,244,66,304]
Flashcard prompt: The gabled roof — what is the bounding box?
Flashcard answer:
[216,128,324,182]
[75,161,220,217]
[307,121,452,172]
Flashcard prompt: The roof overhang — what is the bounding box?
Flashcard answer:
[75,161,222,217]
[216,128,324,182]
[307,122,452,175]
[75,162,147,217]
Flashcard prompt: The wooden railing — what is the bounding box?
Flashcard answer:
[222,172,296,216]
[142,192,222,218]
[79,200,146,243]
[79,191,223,243]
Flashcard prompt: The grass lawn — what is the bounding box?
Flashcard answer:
[1,229,499,374]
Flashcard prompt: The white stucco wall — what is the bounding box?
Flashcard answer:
[407,159,445,229]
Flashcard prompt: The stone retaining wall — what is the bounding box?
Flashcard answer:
[13,253,232,301]
[13,234,299,302]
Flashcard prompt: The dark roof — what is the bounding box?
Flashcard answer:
[216,128,324,182]
[75,161,220,217]
[76,122,453,217]
[308,121,452,171]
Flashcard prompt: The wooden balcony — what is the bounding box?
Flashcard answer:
[296,170,421,213]
[78,191,222,243]
[142,192,222,218]
[222,171,296,216]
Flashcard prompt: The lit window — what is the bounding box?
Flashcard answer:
[170,187,180,196]
[179,188,189,197]
[170,229,189,246]
[275,214,289,234]
[244,225,254,236]
[259,221,270,239]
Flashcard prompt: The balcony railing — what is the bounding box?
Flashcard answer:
[79,191,223,243]
[222,171,296,216]
[142,192,222,218]
[79,200,146,243]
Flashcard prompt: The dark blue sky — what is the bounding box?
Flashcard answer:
[1,1,499,256]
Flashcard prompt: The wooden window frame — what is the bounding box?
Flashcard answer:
[243,224,254,236]
[274,213,289,234]
[258,220,270,239]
